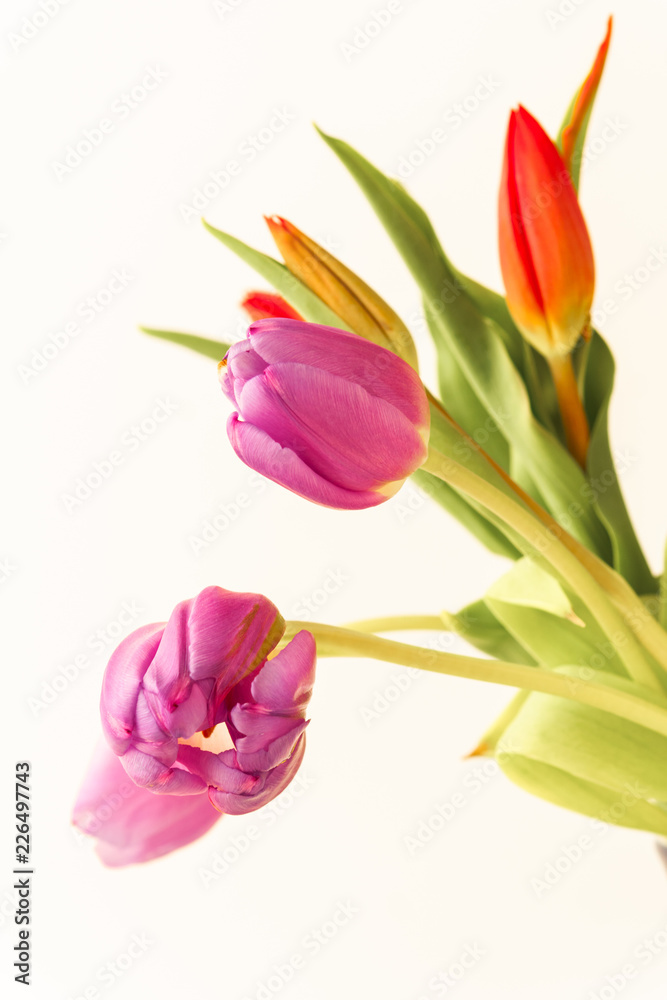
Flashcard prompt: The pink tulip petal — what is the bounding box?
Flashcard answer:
[236,363,425,491]
[251,630,316,712]
[73,742,221,867]
[121,745,207,795]
[232,713,309,772]
[100,624,164,755]
[176,744,259,795]
[227,414,384,510]
[208,734,306,815]
[245,319,428,427]
[142,587,282,734]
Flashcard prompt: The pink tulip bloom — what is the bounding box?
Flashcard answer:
[73,586,315,865]
[72,741,222,867]
[219,318,430,510]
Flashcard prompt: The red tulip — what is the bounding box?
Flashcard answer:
[498,105,594,359]
[240,291,302,322]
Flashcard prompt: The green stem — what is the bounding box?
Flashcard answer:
[424,397,667,675]
[345,614,451,633]
[423,447,665,693]
[284,621,667,737]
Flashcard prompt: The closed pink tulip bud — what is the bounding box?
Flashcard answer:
[74,586,315,864]
[219,318,430,510]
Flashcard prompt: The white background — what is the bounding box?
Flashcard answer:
[3,0,667,997]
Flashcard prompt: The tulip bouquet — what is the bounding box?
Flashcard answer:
[74,18,667,870]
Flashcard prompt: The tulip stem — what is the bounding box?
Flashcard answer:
[344,614,455,633]
[284,621,667,738]
[548,353,590,469]
[422,447,665,693]
[423,399,667,677]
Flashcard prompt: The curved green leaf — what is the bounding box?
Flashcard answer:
[140,327,230,361]
[203,221,353,330]
[582,331,656,594]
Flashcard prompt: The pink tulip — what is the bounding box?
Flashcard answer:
[73,586,315,865]
[72,741,221,867]
[219,318,430,510]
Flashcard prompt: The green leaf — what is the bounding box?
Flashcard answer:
[484,559,628,674]
[316,128,613,560]
[450,272,556,430]
[140,327,230,361]
[582,331,656,594]
[315,128,508,462]
[487,557,576,619]
[660,539,667,630]
[451,599,536,664]
[555,93,591,193]
[202,221,352,330]
[499,755,667,836]
[499,669,667,807]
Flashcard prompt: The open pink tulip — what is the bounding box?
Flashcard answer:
[72,741,222,867]
[219,318,430,510]
[73,586,316,865]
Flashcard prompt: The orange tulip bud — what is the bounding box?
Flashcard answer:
[265,215,419,369]
[498,105,595,360]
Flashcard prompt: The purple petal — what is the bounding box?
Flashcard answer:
[221,342,268,404]
[251,630,316,713]
[236,363,427,490]
[142,587,283,735]
[227,415,384,510]
[232,712,309,772]
[100,624,164,755]
[72,742,221,867]
[120,745,207,795]
[176,744,259,795]
[208,733,307,815]
[244,319,429,428]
